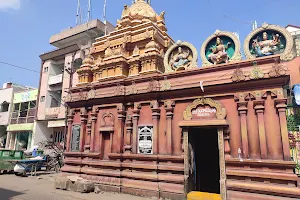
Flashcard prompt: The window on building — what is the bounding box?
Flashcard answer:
[50,98,59,108]
[40,96,45,102]
[71,125,80,152]
[44,67,49,73]
[73,58,83,71]
[16,131,30,150]
[19,102,28,117]
[54,130,64,143]
[13,103,20,112]
[0,102,9,112]
[29,101,36,109]
[138,126,153,155]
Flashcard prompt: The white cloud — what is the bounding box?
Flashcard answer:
[0,0,21,10]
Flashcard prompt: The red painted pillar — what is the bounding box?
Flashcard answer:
[254,100,267,159]
[117,104,126,154]
[224,129,231,159]
[124,116,133,154]
[237,102,249,158]
[275,99,291,161]
[66,110,74,152]
[151,101,161,155]
[165,101,175,155]
[247,101,261,159]
[79,109,88,152]
[90,109,98,152]
[265,95,283,160]
[132,103,140,154]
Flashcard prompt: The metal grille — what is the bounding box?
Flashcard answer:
[71,125,80,152]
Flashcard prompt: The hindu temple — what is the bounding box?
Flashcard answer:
[61,0,300,199]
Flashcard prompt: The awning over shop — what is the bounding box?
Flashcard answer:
[7,123,34,132]
[48,120,66,128]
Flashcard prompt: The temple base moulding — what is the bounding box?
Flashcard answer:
[227,180,300,199]
[228,190,298,200]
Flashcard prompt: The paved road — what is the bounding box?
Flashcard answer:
[0,173,153,200]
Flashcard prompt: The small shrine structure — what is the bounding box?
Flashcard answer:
[61,1,300,199]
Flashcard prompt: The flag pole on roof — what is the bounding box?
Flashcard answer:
[102,0,107,35]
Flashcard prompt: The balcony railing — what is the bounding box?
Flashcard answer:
[48,74,63,85]
[45,107,60,119]
[28,108,36,117]
[10,108,36,124]
[10,117,35,124]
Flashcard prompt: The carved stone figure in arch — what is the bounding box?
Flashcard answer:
[101,112,115,127]
[244,23,295,61]
[164,41,198,73]
[207,37,231,65]
[201,30,242,66]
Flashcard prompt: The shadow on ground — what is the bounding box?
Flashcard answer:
[0,188,24,200]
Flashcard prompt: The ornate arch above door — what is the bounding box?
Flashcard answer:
[183,98,227,121]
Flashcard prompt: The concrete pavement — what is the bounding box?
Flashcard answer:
[0,173,153,200]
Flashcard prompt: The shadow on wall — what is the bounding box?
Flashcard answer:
[0,188,24,200]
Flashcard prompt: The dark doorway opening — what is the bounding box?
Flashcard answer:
[189,128,220,194]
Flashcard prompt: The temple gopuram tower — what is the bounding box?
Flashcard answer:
[77,0,173,83]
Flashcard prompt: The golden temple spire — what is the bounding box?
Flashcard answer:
[134,0,151,5]
[116,0,166,32]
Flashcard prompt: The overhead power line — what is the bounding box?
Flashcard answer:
[207,0,280,25]
[0,61,39,73]
[0,60,81,82]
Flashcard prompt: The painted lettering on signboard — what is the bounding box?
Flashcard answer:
[191,105,217,119]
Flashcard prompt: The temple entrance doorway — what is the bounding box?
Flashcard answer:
[189,128,220,194]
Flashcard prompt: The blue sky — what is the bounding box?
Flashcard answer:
[0,0,299,87]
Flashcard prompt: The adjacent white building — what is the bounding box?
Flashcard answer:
[286,25,300,57]
[0,83,36,149]
[35,19,114,146]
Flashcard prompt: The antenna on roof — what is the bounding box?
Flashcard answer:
[102,0,107,35]
[76,0,82,25]
[252,21,258,31]
[233,31,240,40]
[87,0,92,22]
[77,0,92,25]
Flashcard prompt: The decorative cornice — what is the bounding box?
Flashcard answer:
[127,81,138,95]
[231,67,246,82]
[268,59,288,77]
[160,77,171,91]
[87,88,96,100]
[249,62,264,80]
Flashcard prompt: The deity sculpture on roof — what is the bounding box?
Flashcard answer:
[207,37,231,65]
[201,30,242,66]
[250,32,284,57]
[170,46,191,69]
[164,41,198,73]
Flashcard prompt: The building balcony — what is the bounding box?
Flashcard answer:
[48,74,63,86]
[10,109,36,124]
[10,117,35,124]
[45,107,61,119]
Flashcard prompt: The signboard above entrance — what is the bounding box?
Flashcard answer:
[183,98,227,121]
[192,106,217,120]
